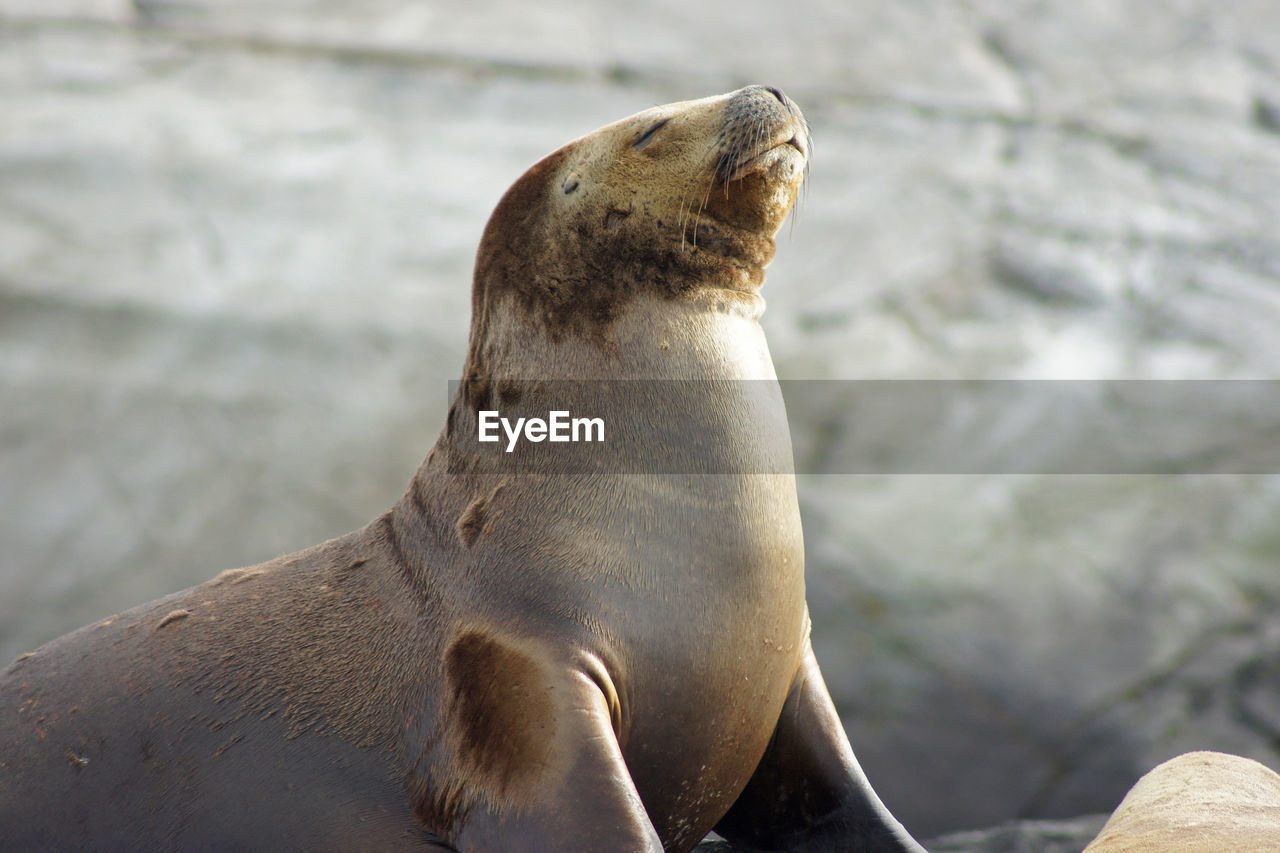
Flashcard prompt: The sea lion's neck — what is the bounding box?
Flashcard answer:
[389,291,792,532]
[469,192,779,356]
[442,292,786,469]
[462,289,776,386]
[380,259,800,628]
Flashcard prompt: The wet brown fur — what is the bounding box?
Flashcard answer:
[445,633,554,791]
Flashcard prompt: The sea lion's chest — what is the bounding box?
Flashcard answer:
[448,436,807,844]
[578,474,809,846]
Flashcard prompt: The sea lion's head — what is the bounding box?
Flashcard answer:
[471,86,810,345]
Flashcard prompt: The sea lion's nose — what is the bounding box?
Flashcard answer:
[738,84,789,105]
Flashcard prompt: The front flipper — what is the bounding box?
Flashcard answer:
[440,636,662,853]
[715,645,925,853]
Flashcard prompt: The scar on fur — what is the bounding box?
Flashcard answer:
[212,567,266,586]
[457,483,506,548]
[156,609,191,630]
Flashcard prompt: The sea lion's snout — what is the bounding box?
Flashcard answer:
[680,85,808,236]
[714,85,811,184]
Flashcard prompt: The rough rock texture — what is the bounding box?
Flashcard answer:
[1083,751,1280,852]
[4,0,1280,840]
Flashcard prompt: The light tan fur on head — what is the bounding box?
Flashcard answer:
[1083,750,1280,852]
[464,86,809,391]
[557,85,810,242]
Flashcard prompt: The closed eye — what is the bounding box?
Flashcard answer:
[633,118,670,151]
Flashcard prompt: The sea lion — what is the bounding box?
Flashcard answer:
[0,85,923,852]
[1083,751,1280,852]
